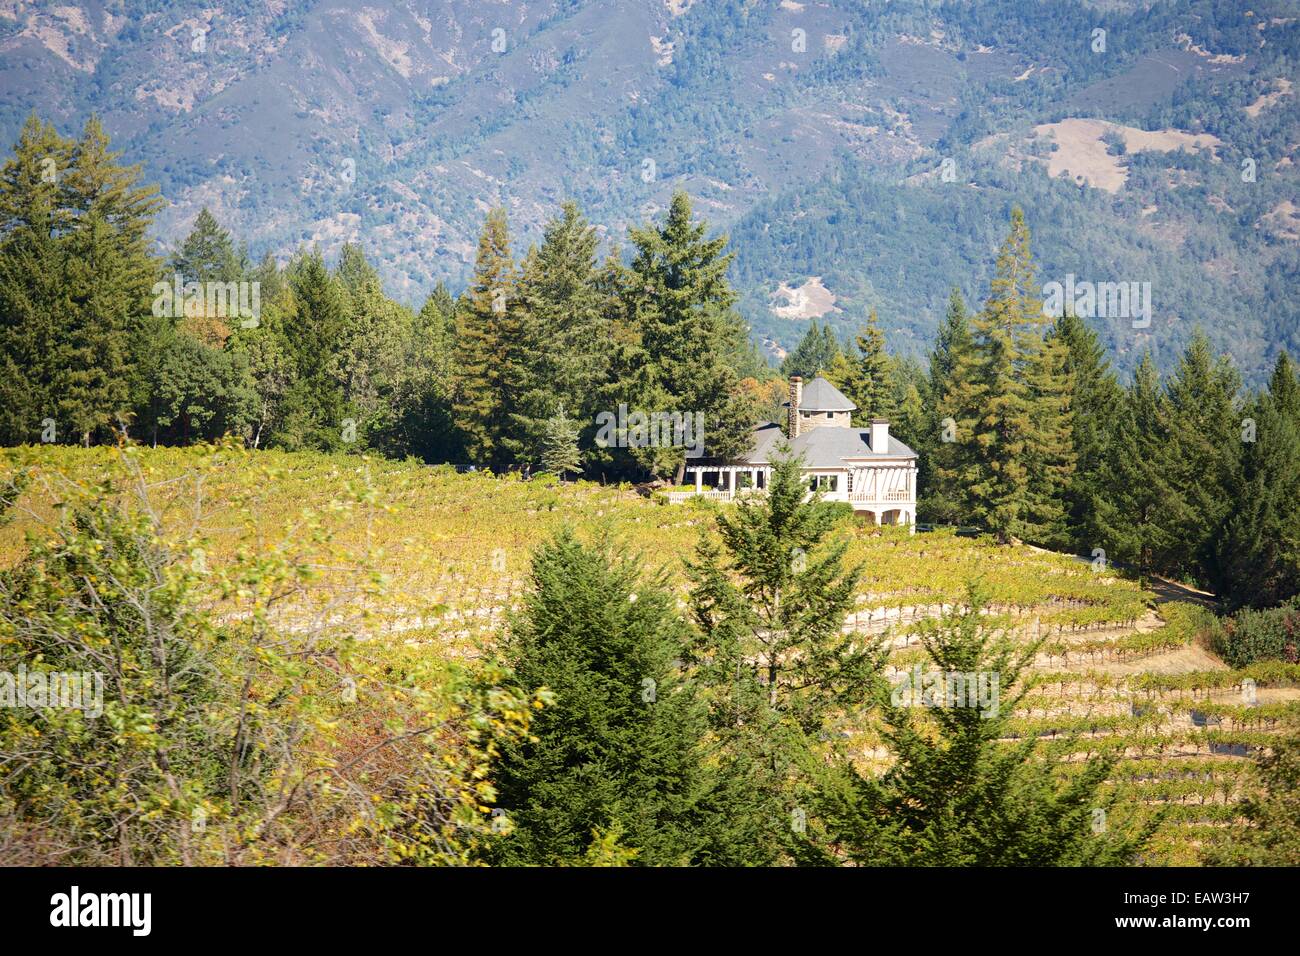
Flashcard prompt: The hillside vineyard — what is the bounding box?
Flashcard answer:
[0,1,1296,906]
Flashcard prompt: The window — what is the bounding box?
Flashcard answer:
[826,411,833,419]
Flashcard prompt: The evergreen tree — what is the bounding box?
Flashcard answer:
[170,207,242,284]
[395,283,459,462]
[452,207,527,469]
[686,451,884,860]
[817,587,1155,865]
[275,249,348,451]
[780,318,840,379]
[930,207,1072,544]
[1021,312,1076,549]
[331,259,410,454]
[846,309,895,424]
[0,116,161,446]
[1208,352,1300,609]
[515,201,607,438]
[920,289,975,524]
[1054,311,1123,549]
[627,191,751,481]
[1161,329,1240,582]
[540,406,583,480]
[0,115,70,444]
[1090,353,1190,575]
[929,287,973,406]
[485,532,714,865]
[59,119,163,445]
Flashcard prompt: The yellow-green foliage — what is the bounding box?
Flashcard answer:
[0,442,546,866]
[3,444,1296,867]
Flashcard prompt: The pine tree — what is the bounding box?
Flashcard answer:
[627,191,750,481]
[686,451,884,860]
[1161,329,1241,582]
[1021,313,1075,548]
[929,287,973,405]
[452,207,528,469]
[0,116,161,446]
[1054,311,1123,550]
[781,318,841,379]
[921,288,975,524]
[817,586,1155,865]
[931,207,1072,544]
[1208,352,1300,609]
[331,257,410,453]
[846,309,895,424]
[1090,353,1190,575]
[60,119,163,445]
[540,406,583,479]
[394,283,459,461]
[485,532,714,866]
[275,249,347,451]
[170,207,242,284]
[0,115,70,444]
[515,201,607,430]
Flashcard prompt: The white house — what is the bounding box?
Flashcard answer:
[671,375,919,526]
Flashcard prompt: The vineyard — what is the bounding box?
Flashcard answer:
[2,443,1296,865]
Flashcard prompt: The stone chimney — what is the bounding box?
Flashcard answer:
[870,418,890,453]
[788,376,803,438]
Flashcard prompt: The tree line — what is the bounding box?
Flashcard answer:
[780,208,1300,613]
[0,115,767,485]
[2,115,1297,610]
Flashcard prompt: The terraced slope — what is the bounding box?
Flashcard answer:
[3,443,1296,863]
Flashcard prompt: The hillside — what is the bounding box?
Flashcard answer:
[4,442,1297,864]
[0,0,1296,382]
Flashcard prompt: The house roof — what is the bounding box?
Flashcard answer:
[710,421,917,467]
[783,376,856,412]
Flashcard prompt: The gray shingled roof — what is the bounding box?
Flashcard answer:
[783,376,856,412]
[705,421,917,466]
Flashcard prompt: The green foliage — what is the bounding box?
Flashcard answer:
[814,586,1157,865]
[1208,352,1300,610]
[686,450,884,861]
[626,191,754,476]
[1203,732,1300,866]
[484,532,713,866]
[170,207,243,284]
[1209,601,1300,669]
[0,115,162,446]
[931,207,1075,544]
[845,310,895,424]
[780,319,841,380]
[539,406,583,479]
[0,442,545,865]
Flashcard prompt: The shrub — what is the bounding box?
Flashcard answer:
[1212,601,1300,669]
[0,443,544,865]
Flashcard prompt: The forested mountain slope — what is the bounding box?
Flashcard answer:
[0,0,1295,381]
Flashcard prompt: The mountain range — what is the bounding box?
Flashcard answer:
[0,0,1296,382]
